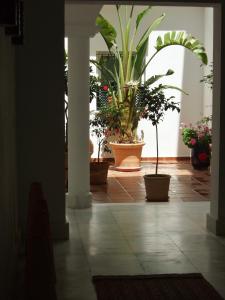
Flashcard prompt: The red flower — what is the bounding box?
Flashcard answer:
[102,85,108,91]
[198,152,208,161]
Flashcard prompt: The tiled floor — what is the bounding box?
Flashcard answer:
[91,162,211,203]
[54,163,225,300]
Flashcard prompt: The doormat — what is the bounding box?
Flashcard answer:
[93,273,224,300]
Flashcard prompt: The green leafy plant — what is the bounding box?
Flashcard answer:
[90,66,101,102]
[140,86,180,174]
[180,116,212,149]
[89,112,111,163]
[91,5,208,143]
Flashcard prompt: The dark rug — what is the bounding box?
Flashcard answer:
[92,273,224,300]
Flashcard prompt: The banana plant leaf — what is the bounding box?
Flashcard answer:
[155,31,208,65]
[144,69,174,87]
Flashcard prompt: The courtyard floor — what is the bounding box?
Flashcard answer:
[53,162,225,299]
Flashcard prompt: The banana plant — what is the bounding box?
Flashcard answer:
[91,5,208,143]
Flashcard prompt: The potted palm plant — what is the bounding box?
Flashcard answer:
[90,112,110,185]
[141,85,180,201]
[92,5,207,171]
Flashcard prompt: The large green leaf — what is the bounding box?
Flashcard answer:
[96,14,117,50]
[134,13,166,79]
[134,37,149,80]
[155,31,208,65]
[136,6,151,29]
[136,13,165,52]
[90,59,117,83]
[154,84,189,95]
[145,69,174,86]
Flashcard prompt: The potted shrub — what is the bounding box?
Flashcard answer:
[180,116,212,170]
[141,85,180,202]
[92,5,207,171]
[89,112,110,185]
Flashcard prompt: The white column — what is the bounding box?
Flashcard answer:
[207,5,225,235]
[66,33,91,209]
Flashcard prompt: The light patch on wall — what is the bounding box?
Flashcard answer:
[141,31,185,158]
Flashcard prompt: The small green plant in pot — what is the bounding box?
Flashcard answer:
[140,85,180,201]
[89,112,111,185]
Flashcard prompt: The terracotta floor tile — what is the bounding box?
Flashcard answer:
[90,162,211,204]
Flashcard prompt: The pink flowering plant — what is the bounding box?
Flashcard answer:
[180,116,212,149]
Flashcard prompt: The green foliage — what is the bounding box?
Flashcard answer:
[155,31,208,65]
[182,128,198,148]
[139,86,180,125]
[89,111,111,163]
[93,5,208,143]
[139,86,180,174]
[180,116,212,149]
[90,66,101,102]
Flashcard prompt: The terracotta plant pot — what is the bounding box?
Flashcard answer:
[144,174,171,202]
[109,142,145,171]
[90,161,109,185]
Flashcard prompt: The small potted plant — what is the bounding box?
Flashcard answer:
[180,116,212,170]
[89,112,110,185]
[141,85,180,202]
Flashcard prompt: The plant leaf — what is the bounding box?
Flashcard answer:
[136,13,165,52]
[144,69,174,86]
[90,59,117,82]
[154,84,189,95]
[136,6,151,29]
[155,32,208,65]
[96,14,117,50]
[134,38,148,80]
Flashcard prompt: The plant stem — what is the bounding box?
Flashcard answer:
[155,124,159,175]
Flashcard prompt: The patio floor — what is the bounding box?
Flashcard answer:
[91,162,211,203]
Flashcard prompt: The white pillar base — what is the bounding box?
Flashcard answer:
[66,192,92,209]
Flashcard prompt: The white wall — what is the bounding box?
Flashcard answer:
[90,5,212,158]
[203,7,213,116]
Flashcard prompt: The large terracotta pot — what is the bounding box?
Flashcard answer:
[144,174,171,202]
[109,142,145,171]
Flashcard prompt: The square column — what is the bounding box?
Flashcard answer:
[207,5,225,235]
[66,31,92,209]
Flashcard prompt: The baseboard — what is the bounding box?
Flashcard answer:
[141,157,190,163]
[91,157,190,163]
